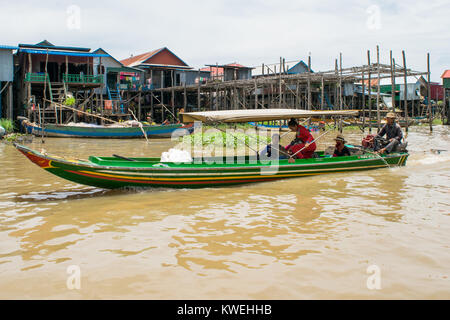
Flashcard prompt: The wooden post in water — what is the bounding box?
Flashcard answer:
[339,53,343,133]
[376,45,381,131]
[367,50,372,133]
[171,70,175,120]
[443,88,447,125]
[183,81,187,110]
[321,76,324,111]
[279,57,282,108]
[254,79,258,109]
[215,83,218,110]
[362,70,366,129]
[27,53,32,119]
[161,70,165,122]
[402,50,409,133]
[427,53,433,132]
[261,83,265,109]
[308,55,312,110]
[390,51,396,111]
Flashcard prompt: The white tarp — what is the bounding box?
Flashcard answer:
[181,109,359,123]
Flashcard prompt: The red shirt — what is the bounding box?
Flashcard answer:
[286,125,316,156]
[294,125,315,144]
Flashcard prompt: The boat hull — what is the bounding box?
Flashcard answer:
[14,143,409,190]
[22,120,192,139]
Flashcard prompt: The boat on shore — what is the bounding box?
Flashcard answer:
[14,109,409,190]
[20,119,193,139]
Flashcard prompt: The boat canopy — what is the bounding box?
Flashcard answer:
[181,109,359,123]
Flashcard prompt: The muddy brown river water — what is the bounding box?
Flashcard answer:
[0,126,449,299]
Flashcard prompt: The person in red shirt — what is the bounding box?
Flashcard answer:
[285,118,317,162]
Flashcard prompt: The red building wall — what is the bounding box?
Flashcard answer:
[430,83,444,101]
[145,49,187,67]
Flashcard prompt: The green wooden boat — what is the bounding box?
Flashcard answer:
[14,109,409,190]
[14,143,408,189]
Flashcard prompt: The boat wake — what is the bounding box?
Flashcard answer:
[408,152,450,167]
[16,187,110,202]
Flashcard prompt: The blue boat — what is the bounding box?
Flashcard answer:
[21,119,194,139]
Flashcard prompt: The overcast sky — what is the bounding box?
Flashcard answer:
[0,0,448,81]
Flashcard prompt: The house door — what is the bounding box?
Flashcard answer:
[40,61,59,82]
[107,73,117,89]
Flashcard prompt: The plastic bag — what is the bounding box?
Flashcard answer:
[160,149,193,163]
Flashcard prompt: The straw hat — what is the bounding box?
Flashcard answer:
[335,134,346,143]
[386,112,397,119]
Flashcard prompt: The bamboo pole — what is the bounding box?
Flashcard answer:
[44,99,123,124]
[390,51,396,111]
[376,45,381,131]
[402,50,409,133]
[444,88,447,125]
[339,53,343,133]
[197,69,201,110]
[138,91,141,121]
[308,55,312,110]
[171,70,175,118]
[279,57,282,108]
[321,76,324,111]
[427,53,433,132]
[129,109,149,143]
[362,71,366,129]
[367,50,372,133]
[27,53,31,117]
[183,81,187,110]
[254,79,258,109]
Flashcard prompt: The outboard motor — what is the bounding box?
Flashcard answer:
[362,134,375,149]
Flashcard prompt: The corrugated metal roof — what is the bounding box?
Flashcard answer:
[200,66,223,76]
[19,42,91,52]
[120,48,163,67]
[441,70,450,79]
[0,45,18,50]
[93,48,126,67]
[18,48,108,57]
[205,63,253,69]
[120,47,190,68]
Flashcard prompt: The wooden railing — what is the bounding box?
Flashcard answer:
[25,73,49,82]
[25,73,103,84]
[63,74,103,84]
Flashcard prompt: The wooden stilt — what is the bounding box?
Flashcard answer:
[402,50,409,133]
[367,50,372,133]
[376,45,381,131]
[427,53,433,132]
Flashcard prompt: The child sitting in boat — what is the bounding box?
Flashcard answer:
[285,118,316,161]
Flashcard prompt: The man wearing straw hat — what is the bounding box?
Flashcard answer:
[333,134,351,157]
[375,112,404,155]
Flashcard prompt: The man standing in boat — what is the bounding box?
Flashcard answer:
[286,118,317,162]
[375,112,404,155]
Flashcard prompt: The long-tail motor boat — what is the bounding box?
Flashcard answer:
[14,109,409,189]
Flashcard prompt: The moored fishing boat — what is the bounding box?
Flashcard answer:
[14,109,409,190]
[20,119,193,139]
